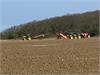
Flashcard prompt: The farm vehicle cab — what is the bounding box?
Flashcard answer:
[22,35,31,40]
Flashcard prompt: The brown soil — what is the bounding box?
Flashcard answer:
[0,37,99,75]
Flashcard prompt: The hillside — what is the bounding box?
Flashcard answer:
[0,10,99,39]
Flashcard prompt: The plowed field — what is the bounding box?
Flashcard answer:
[0,38,99,75]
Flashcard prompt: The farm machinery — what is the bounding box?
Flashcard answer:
[22,34,45,40]
[56,32,90,39]
[22,32,90,40]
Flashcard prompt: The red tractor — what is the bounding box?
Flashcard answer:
[81,32,90,38]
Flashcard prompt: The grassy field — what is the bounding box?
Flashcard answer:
[0,37,99,75]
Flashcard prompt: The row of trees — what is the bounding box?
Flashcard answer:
[0,10,99,39]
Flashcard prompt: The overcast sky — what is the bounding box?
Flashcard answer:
[0,0,99,32]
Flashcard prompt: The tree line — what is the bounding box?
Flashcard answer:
[0,10,99,39]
